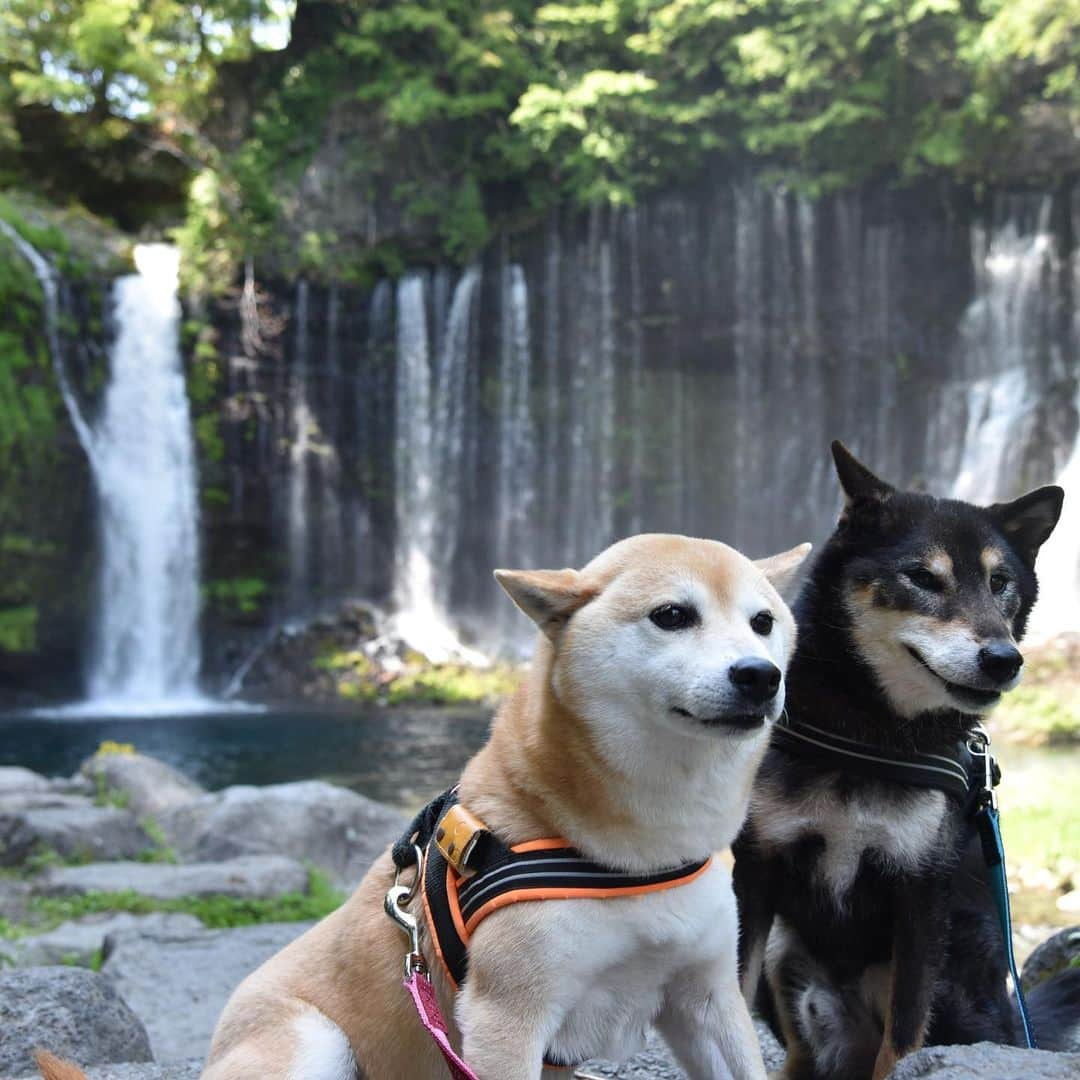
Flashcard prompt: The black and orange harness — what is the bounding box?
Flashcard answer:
[391,787,713,991]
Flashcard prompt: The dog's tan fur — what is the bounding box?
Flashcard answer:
[34,1051,90,1080]
[209,533,810,1079]
[40,534,809,1080]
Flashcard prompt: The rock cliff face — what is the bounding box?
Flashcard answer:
[191,174,1080,672]
[4,172,1079,698]
[0,211,118,704]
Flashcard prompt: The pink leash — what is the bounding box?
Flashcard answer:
[405,971,481,1080]
[387,846,481,1080]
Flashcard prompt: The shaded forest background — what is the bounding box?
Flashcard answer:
[3,0,1080,292]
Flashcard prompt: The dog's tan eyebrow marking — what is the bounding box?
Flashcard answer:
[980,547,1004,573]
[844,581,879,611]
[925,548,954,583]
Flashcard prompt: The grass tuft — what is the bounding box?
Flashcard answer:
[18,866,344,937]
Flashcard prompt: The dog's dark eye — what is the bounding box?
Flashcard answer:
[649,604,697,631]
[750,611,774,635]
[989,572,1010,595]
[905,567,944,592]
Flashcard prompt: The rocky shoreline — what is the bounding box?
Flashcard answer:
[224,602,520,708]
[1,749,1077,1079]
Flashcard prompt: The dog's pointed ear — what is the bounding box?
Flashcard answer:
[494,568,596,641]
[755,543,812,597]
[831,441,893,505]
[988,486,1064,565]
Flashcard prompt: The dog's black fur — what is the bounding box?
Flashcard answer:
[733,442,1078,1079]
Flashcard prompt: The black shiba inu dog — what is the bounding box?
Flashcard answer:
[733,442,1079,1080]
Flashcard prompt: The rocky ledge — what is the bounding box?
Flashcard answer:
[1,750,1078,1078]
[230,601,519,707]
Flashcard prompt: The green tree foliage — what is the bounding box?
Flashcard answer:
[1,0,278,129]
[0,0,283,220]
[4,1,1080,275]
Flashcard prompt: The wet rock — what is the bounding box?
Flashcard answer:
[0,791,92,811]
[889,1042,1080,1078]
[0,803,152,867]
[576,1020,783,1078]
[0,765,51,795]
[1,912,203,967]
[38,854,309,901]
[12,1064,203,1080]
[80,751,204,818]
[100,919,316,1061]
[0,874,33,924]
[0,966,152,1076]
[160,780,406,888]
[1022,925,1080,991]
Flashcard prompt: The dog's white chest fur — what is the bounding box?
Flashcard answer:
[459,861,739,1065]
[751,776,948,903]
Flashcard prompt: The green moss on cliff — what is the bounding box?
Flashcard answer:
[205,577,269,617]
[0,193,125,669]
[0,217,62,648]
[0,606,37,653]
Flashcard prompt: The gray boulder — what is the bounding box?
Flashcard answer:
[38,854,310,901]
[0,803,151,867]
[0,874,32,924]
[160,780,407,887]
[0,766,50,795]
[1,912,203,968]
[100,919,315,1061]
[80,752,204,819]
[12,1063,203,1080]
[579,1019,784,1078]
[1023,925,1080,990]
[890,1042,1080,1078]
[0,792,91,812]
[0,966,152,1076]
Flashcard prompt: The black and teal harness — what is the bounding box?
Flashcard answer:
[771,714,1036,1048]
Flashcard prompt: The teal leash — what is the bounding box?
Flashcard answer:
[970,728,1037,1049]
[772,716,1039,1048]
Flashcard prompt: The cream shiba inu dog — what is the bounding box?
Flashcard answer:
[114,534,804,1080]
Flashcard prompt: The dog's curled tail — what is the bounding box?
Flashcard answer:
[34,1050,89,1080]
[1026,966,1080,1052]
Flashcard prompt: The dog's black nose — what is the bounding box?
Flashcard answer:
[729,658,782,704]
[978,642,1023,684]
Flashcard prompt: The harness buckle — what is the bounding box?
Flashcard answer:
[435,803,487,874]
[385,843,426,978]
[968,724,997,811]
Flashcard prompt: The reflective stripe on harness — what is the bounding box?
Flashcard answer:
[423,825,712,990]
[394,787,712,991]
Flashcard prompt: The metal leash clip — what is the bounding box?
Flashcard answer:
[967,723,997,810]
[384,842,427,978]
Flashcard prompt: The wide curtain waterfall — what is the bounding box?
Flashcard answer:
[247,180,1077,654]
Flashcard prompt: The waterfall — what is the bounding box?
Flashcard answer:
[285,280,313,618]
[563,210,617,565]
[392,269,485,661]
[318,284,345,600]
[494,263,537,572]
[356,182,1078,654]
[89,246,203,708]
[5,227,209,709]
[951,197,1054,503]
